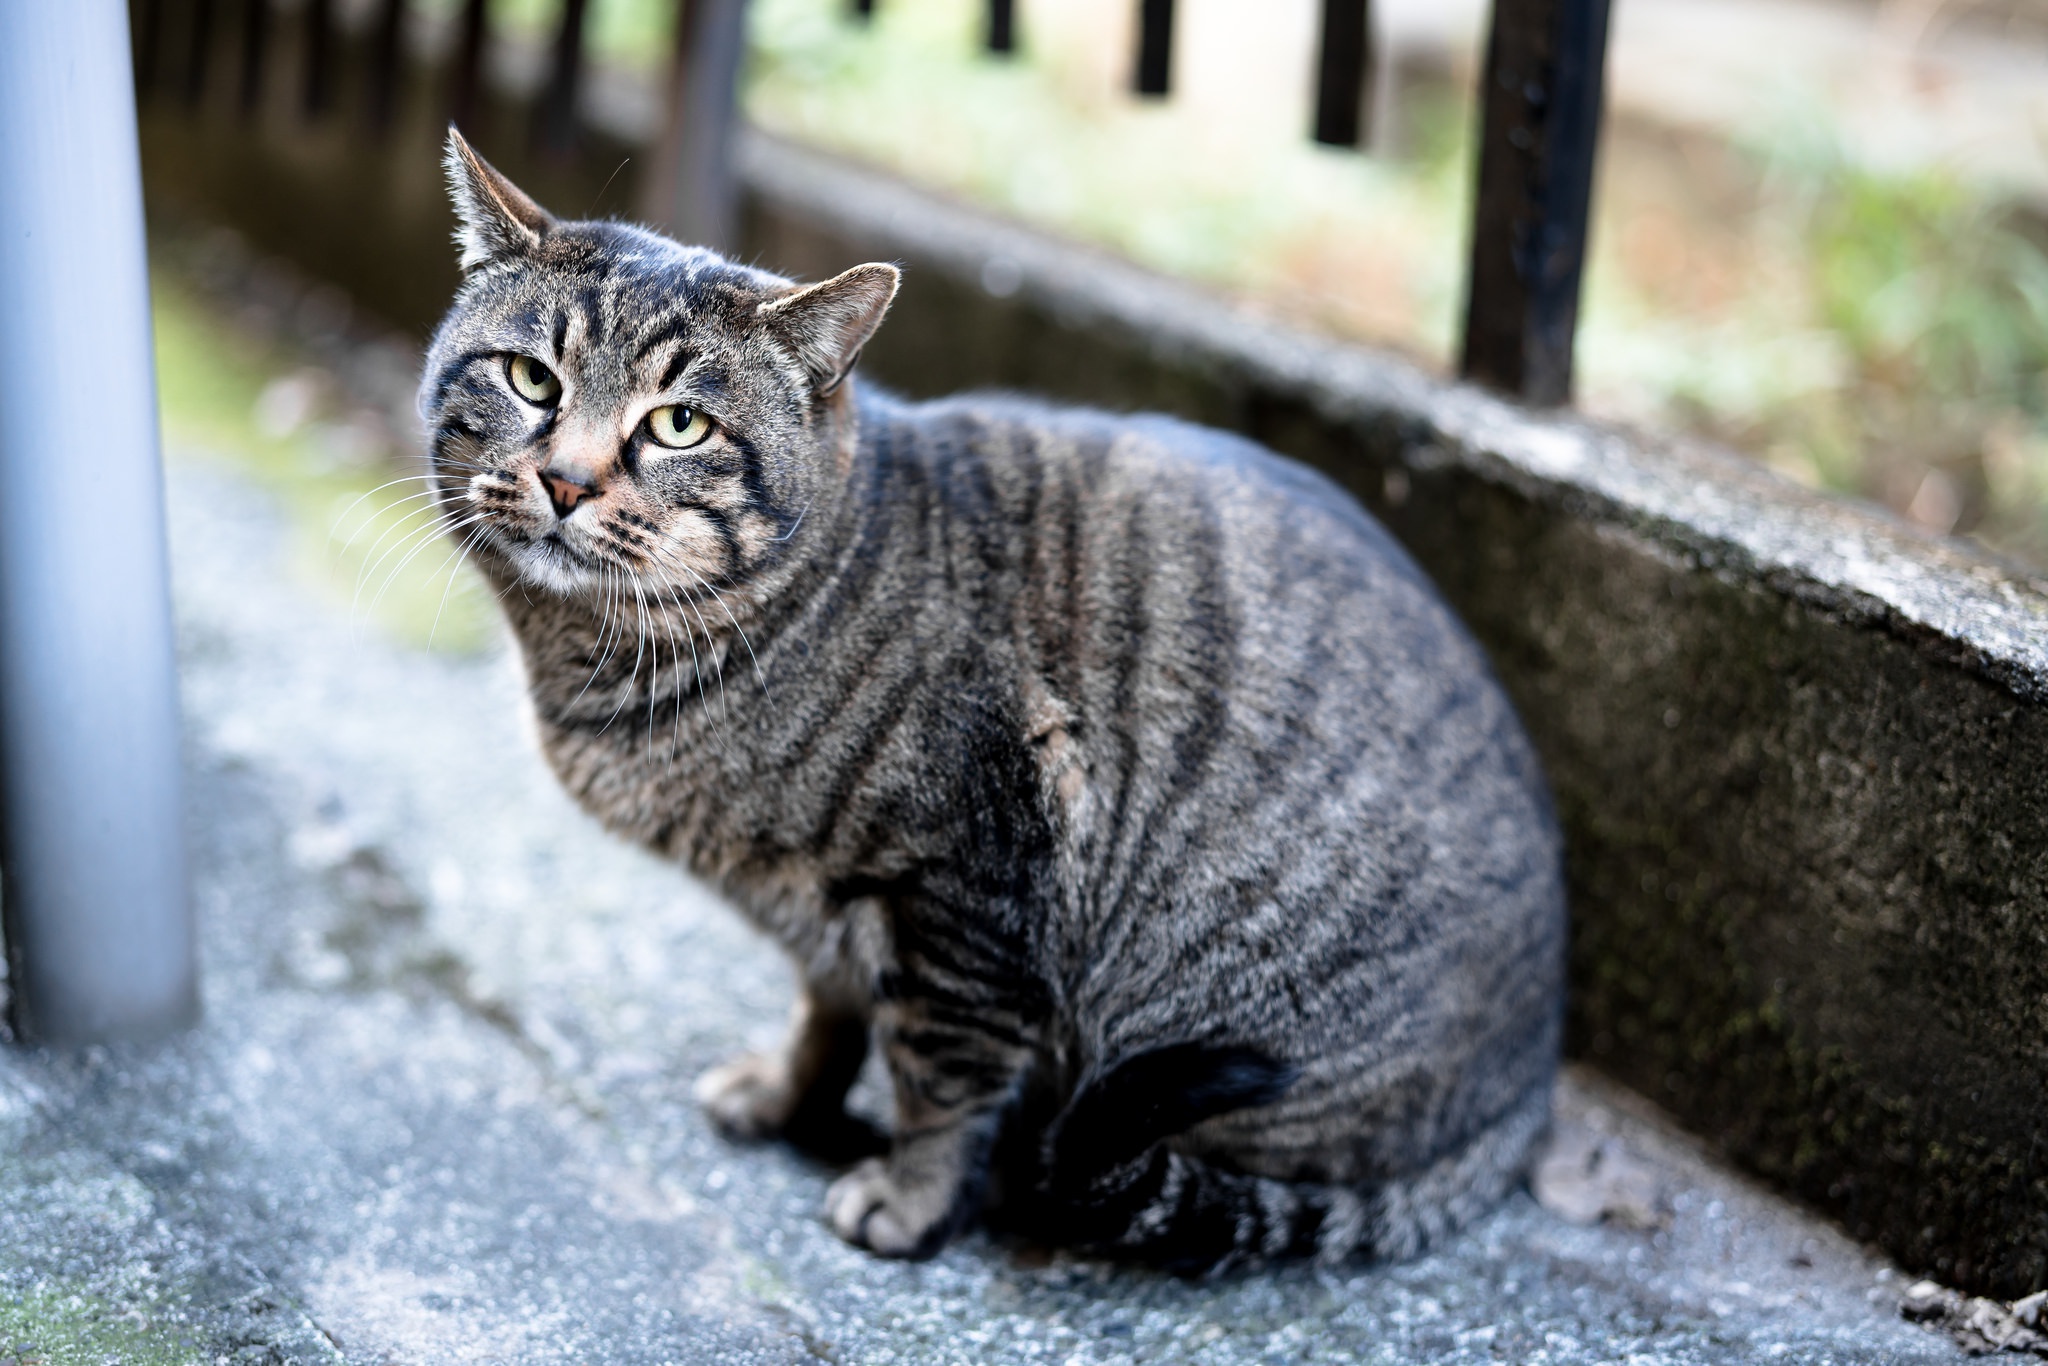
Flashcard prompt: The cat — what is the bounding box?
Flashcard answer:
[421,128,1565,1273]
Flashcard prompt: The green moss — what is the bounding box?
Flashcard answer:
[0,1286,205,1366]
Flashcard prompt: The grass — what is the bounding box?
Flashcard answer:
[150,272,499,655]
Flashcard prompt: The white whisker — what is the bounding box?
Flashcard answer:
[598,578,650,735]
[425,523,492,650]
[572,564,626,709]
[327,474,454,548]
[370,511,491,615]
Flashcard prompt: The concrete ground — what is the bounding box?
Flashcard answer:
[0,457,1970,1365]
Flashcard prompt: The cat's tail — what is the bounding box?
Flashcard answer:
[1038,1042,1550,1275]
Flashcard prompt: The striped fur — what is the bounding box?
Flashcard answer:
[421,130,1566,1273]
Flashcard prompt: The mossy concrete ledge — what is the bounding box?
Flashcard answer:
[743,133,2048,1299]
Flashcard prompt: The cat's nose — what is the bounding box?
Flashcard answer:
[541,466,596,518]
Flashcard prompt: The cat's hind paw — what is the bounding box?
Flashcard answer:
[824,1157,955,1259]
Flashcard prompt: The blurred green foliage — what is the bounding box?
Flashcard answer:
[151,274,499,655]
[1758,129,2048,558]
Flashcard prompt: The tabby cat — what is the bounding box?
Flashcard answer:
[422,129,1565,1272]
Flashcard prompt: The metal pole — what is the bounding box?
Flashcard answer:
[1311,0,1372,148]
[1133,0,1173,96]
[1457,0,1612,406]
[641,0,748,252]
[0,0,196,1045]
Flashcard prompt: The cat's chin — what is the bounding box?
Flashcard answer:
[495,530,605,598]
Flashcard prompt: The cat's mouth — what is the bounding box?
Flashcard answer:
[532,530,599,575]
[480,521,608,596]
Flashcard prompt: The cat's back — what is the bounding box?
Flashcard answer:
[882,391,1536,788]
[878,389,1558,921]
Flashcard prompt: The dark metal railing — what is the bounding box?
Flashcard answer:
[128,0,1611,405]
[1461,0,1613,405]
[1312,0,1374,149]
[536,0,593,156]
[1134,0,1173,97]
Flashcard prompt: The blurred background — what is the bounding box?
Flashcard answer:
[140,0,2048,661]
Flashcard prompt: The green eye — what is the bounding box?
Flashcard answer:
[506,355,561,404]
[646,405,714,450]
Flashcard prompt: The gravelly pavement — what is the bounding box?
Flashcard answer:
[0,458,1966,1365]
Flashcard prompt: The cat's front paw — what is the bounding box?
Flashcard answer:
[693,1052,798,1140]
[824,1157,956,1258]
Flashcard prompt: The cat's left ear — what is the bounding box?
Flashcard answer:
[443,126,556,272]
[758,263,901,396]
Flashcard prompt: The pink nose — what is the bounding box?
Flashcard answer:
[542,468,595,517]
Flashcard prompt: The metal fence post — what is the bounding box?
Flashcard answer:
[0,0,196,1045]
[987,0,1016,54]
[1133,0,1173,96]
[303,0,335,119]
[238,0,270,117]
[1458,0,1612,406]
[183,0,217,108]
[642,0,749,252]
[1312,0,1372,148]
[367,0,407,136]
[449,0,490,132]
[535,0,592,156]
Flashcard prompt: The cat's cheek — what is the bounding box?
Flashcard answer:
[468,469,550,535]
[667,510,736,578]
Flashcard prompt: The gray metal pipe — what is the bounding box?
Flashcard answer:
[0,0,196,1044]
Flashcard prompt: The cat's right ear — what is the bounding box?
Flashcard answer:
[443,127,555,273]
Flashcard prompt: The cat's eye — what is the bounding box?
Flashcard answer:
[506,355,561,405]
[646,405,714,450]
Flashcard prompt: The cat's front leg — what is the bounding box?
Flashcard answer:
[823,995,1036,1258]
[695,986,872,1153]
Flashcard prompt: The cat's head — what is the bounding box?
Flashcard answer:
[419,129,898,600]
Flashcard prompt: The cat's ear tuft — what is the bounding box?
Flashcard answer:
[758,263,901,396]
[443,127,556,272]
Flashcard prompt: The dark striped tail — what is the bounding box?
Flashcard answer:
[1040,1046,1552,1276]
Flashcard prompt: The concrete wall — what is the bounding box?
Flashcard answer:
[138,104,2048,1296]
